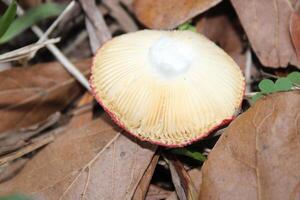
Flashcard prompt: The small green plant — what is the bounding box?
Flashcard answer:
[171,147,206,162]
[252,71,300,102]
[0,3,65,44]
[0,194,30,200]
[0,0,17,39]
[178,22,196,32]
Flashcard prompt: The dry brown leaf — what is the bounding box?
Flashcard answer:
[79,0,112,54]
[133,0,223,29]
[146,184,174,200]
[0,112,61,155]
[132,154,159,200]
[230,0,299,68]
[290,1,300,61]
[102,0,138,32]
[67,92,94,128]
[167,168,202,200]
[0,114,157,199]
[169,158,198,200]
[196,13,246,71]
[0,59,91,134]
[199,91,300,200]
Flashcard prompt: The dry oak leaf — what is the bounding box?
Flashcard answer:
[290,0,300,61]
[0,114,157,200]
[0,59,91,134]
[230,0,300,68]
[199,91,300,200]
[196,13,249,72]
[133,0,223,29]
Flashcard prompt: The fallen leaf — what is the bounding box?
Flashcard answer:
[133,0,223,29]
[0,59,91,134]
[290,1,300,61]
[197,14,242,56]
[0,114,157,200]
[146,184,174,200]
[67,92,94,128]
[167,168,202,200]
[102,0,138,32]
[199,91,300,200]
[230,0,299,68]
[168,158,198,200]
[0,158,27,183]
[132,154,159,200]
[79,0,111,54]
[0,112,61,155]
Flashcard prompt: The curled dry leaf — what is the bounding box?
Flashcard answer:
[0,59,91,134]
[199,91,300,200]
[0,114,157,200]
[230,0,299,68]
[133,0,223,29]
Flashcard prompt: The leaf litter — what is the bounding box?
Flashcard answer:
[1,0,300,199]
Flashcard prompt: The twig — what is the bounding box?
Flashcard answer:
[0,134,55,165]
[260,70,278,79]
[0,38,60,63]
[38,1,76,43]
[244,92,258,98]
[79,0,112,54]
[103,0,138,32]
[63,30,88,55]
[0,112,61,155]
[2,0,91,91]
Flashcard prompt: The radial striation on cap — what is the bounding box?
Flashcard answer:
[90,30,245,147]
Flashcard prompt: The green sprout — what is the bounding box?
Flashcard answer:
[252,71,300,102]
[178,22,197,32]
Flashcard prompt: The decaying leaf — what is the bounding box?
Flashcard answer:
[133,0,222,29]
[197,13,245,68]
[167,168,202,200]
[290,1,300,61]
[0,59,91,134]
[169,158,198,200]
[230,0,299,68]
[0,114,157,200]
[132,154,159,200]
[146,184,174,200]
[199,91,300,200]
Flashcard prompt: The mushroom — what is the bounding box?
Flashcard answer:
[90,30,245,147]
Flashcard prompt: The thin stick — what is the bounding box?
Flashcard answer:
[0,134,54,165]
[38,1,76,43]
[0,38,60,62]
[2,0,91,91]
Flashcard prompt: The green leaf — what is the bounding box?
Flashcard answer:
[287,71,300,85]
[258,79,275,94]
[0,3,65,44]
[0,194,30,200]
[171,148,206,162]
[274,77,293,92]
[0,0,17,38]
[178,23,196,32]
[251,92,264,103]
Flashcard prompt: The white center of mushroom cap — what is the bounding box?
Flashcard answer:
[149,36,193,78]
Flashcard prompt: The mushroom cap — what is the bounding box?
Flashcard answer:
[90,30,245,147]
